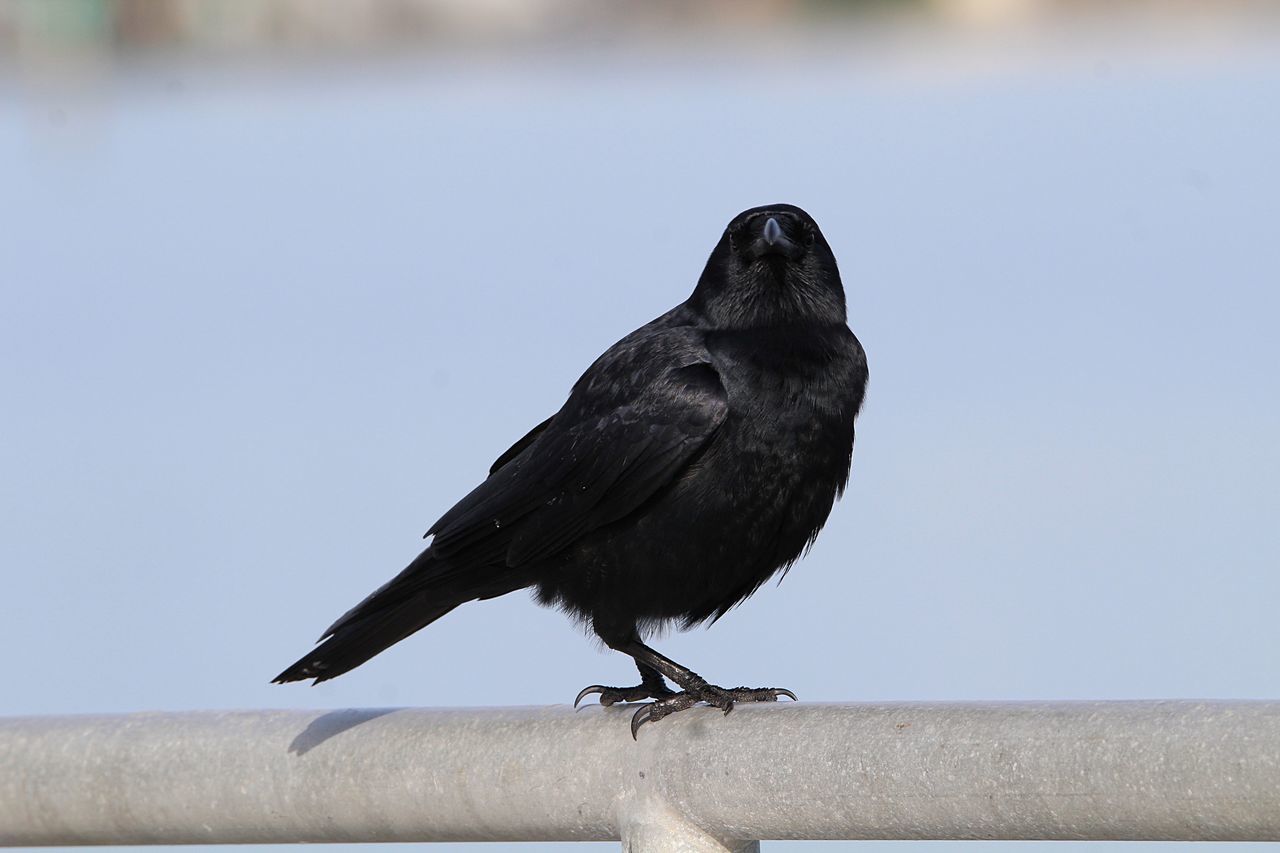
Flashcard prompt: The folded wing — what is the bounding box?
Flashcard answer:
[428,360,727,569]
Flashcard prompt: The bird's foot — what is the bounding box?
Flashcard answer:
[574,682,676,708]
[629,684,797,738]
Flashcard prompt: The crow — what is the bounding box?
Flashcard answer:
[274,204,868,735]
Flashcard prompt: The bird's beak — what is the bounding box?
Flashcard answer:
[763,217,785,246]
[749,217,802,260]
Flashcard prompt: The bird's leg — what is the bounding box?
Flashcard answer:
[574,661,675,708]
[617,639,796,737]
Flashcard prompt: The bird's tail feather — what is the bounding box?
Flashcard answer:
[272,551,526,684]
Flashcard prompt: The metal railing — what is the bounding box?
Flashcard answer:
[2,701,1278,851]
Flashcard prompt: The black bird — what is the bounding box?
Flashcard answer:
[274,204,868,735]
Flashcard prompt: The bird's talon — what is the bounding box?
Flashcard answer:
[573,680,676,708]
[573,685,605,708]
[630,705,652,739]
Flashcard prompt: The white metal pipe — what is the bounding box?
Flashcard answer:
[1,701,1278,847]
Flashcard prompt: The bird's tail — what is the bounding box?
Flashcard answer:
[272,551,526,684]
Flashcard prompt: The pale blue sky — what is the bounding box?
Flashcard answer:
[2,34,1279,853]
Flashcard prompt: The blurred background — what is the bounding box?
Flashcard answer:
[2,1,1279,851]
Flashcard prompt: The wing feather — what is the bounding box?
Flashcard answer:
[426,360,727,568]
[489,416,554,475]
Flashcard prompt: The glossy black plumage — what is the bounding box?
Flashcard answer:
[274,204,868,730]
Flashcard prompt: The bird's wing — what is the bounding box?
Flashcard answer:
[426,359,727,568]
[489,416,554,475]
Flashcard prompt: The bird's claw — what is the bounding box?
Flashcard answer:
[574,685,607,708]
[630,704,650,739]
[574,682,676,709]
[629,692,699,738]
[727,686,797,703]
[628,684,798,738]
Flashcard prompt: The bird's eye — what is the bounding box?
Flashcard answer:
[728,226,746,253]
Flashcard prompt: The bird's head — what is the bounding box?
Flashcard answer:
[690,204,846,330]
